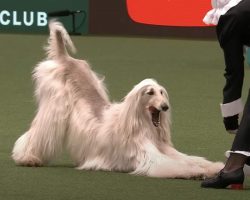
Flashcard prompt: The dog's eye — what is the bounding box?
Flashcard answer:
[160,90,163,95]
[147,90,154,95]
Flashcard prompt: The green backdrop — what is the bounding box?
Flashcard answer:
[0,0,88,34]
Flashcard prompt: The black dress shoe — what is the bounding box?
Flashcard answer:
[201,168,244,189]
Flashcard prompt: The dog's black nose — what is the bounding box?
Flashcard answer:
[161,103,169,111]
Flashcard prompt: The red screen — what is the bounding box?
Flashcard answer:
[126,0,213,27]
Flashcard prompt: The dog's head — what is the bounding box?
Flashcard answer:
[126,79,170,128]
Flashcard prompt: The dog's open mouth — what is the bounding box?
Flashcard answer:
[149,106,160,127]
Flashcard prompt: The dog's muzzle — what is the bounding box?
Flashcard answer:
[149,103,168,127]
[161,103,169,112]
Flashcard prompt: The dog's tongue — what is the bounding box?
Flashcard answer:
[149,106,160,127]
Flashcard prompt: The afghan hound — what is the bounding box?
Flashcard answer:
[12,20,224,179]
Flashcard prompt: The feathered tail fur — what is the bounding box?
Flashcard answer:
[45,19,76,59]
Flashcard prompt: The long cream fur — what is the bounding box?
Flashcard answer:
[12,20,224,179]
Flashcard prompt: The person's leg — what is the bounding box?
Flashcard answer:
[225,89,250,170]
[201,1,250,188]
[216,0,250,171]
[201,92,250,188]
[223,153,247,173]
[231,89,250,150]
[219,41,249,173]
[221,0,250,169]
[201,46,250,188]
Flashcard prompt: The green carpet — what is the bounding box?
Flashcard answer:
[0,34,250,199]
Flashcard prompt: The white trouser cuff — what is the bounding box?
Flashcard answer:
[225,150,250,157]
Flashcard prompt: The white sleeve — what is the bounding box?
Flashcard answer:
[220,98,244,117]
[203,0,242,25]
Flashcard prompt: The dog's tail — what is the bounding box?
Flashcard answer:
[45,19,76,59]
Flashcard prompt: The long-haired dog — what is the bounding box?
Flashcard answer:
[12,20,224,179]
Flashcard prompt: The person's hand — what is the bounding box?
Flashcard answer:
[223,114,239,134]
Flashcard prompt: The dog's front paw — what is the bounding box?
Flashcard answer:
[204,162,224,178]
[15,155,43,167]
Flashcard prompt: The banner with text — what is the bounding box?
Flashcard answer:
[0,0,88,34]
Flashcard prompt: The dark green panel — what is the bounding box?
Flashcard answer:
[0,0,88,34]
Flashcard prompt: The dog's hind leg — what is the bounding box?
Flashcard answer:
[11,132,42,166]
[12,92,69,167]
